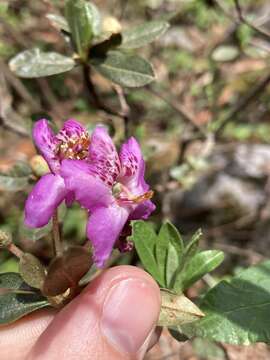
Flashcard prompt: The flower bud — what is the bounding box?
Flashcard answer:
[0,230,12,248]
[30,155,50,177]
[102,16,122,34]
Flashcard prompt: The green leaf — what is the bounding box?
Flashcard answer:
[46,13,70,33]
[158,289,204,327]
[120,21,169,49]
[91,50,155,87]
[166,244,181,290]
[175,250,224,291]
[181,260,270,344]
[65,0,101,60]
[0,174,29,191]
[184,228,202,260]
[19,253,46,290]
[130,221,163,285]
[169,228,202,291]
[155,222,184,286]
[9,49,76,78]
[0,258,19,274]
[158,222,184,256]
[0,272,49,325]
[212,45,239,62]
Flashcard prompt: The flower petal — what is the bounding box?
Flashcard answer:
[33,119,59,173]
[88,126,121,187]
[87,204,130,267]
[119,137,148,195]
[24,174,67,228]
[129,200,156,220]
[65,191,75,207]
[60,159,112,210]
[55,119,87,142]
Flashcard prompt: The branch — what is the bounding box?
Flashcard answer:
[146,87,208,138]
[233,0,270,40]
[0,70,29,137]
[216,72,270,137]
[112,84,130,137]
[83,64,131,136]
[214,0,270,41]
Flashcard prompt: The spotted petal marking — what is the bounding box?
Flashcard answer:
[88,126,121,187]
[33,119,60,173]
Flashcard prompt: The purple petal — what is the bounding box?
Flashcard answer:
[65,191,75,207]
[119,137,148,195]
[86,204,130,267]
[55,119,87,142]
[24,174,67,228]
[60,159,113,210]
[129,200,156,220]
[33,119,60,173]
[88,126,121,187]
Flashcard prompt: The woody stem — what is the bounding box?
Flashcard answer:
[7,243,24,259]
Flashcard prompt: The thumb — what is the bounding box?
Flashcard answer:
[28,266,161,360]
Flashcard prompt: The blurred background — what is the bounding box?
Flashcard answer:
[1,0,270,358]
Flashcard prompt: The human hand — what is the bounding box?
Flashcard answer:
[0,266,161,360]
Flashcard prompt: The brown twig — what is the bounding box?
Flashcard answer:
[214,0,270,41]
[83,64,118,116]
[113,84,130,136]
[0,17,65,121]
[216,72,270,137]
[83,64,131,136]
[146,87,208,138]
[233,0,270,40]
[0,70,30,137]
[7,243,24,259]
[213,243,265,262]
[0,114,29,137]
[0,59,41,112]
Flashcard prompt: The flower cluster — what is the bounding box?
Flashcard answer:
[25,119,155,267]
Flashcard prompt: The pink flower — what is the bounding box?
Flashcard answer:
[24,119,90,228]
[61,126,155,267]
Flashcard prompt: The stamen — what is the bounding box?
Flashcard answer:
[114,182,154,205]
[131,190,154,204]
[56,132,90,160]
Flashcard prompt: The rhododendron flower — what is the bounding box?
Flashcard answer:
[61,126,155,267]
[25,119,90,228]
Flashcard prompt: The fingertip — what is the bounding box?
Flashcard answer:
[29,266,161,360]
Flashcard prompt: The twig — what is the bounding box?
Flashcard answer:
[0,18,64,121]
[83,64,131,136]
[0,114,29,137]
[6,243,24,259]
[119,0,129,20]
[0,16,29,48]
[0,59,41,112]
[83,64,117,116]
[113,84,130,136]
[216,72,270,136]
[52,210,62,256]
[146,87,208,138]
[213,242,265,262]
[233,0,270,40]
[0,70,30,137]
[214,0,270,41]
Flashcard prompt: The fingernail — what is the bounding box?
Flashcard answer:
[101,278,160,355]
